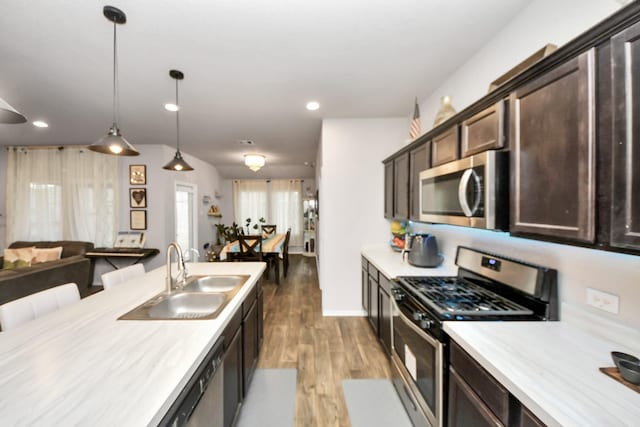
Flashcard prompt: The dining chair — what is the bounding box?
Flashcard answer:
[101,264,146,291]
[283,228,292,277]
[261,224,277,238]
[0,283,80,331]
[234,234,263,262]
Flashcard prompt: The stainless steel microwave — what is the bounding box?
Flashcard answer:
[419,150,508,230]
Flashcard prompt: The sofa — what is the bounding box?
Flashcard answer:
[0,241,95,306]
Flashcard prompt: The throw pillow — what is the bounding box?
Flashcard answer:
[2,247,36,269]
[32,246,63,264]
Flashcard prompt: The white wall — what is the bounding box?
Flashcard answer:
[93,145,226,284]
[318,118,408,315]
[419,0,623,131]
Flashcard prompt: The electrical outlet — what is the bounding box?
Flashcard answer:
[586,288,620,314]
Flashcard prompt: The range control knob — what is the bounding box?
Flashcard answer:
[420,319,434,330]
[413,311,426,321]
[392,289,405,301]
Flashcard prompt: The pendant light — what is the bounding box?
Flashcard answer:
[163,69,194,171]
[0,97,27,124]
[89,6,139,156]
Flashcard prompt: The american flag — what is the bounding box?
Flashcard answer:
[409,97,421,140]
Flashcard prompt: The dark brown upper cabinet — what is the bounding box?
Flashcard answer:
[384,160,394,218]
[431,126,460,167]
[509,49,596,243]
[409,142,431,221]
[611,22,640,250]
[461,100,507,158]
[393,152,410,219]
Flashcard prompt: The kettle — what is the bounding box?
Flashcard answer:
[403,233,443,268]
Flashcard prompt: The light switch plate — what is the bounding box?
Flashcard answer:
[586,288,619,314]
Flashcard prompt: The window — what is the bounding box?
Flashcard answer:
[233,179,303,247]
[5,147,119,246]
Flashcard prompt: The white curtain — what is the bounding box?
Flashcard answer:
[5,147,119,246]
[233,180,268,232]
[232,179,303,246]
[269,179,303,246]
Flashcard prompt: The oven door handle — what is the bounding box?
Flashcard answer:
[458,168,481,217]
[393,299,440,347]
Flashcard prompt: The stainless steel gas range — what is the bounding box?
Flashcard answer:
[390,246,558,427]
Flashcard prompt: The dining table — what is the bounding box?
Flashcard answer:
[219,233,286,284]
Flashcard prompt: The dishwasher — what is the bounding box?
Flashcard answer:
[159,337,224,427]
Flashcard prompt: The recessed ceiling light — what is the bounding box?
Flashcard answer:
[306,101,320,111]
[32,121,48,128]
[164,103,179,112]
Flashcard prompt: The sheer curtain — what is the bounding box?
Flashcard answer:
[233,179,303,246]
[233,180,268,232]
[269,180,303,246]
[5,147,119,246]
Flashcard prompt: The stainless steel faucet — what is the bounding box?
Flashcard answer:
[182,248,200,282]
[166,242,187,293]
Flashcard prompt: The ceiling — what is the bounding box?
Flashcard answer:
[0,0,532,179]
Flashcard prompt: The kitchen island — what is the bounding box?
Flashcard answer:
[0,261,265,426]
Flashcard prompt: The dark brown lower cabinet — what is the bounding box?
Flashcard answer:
[378,275,392,356]
[448,368,505,427]
[361,257,393,356]
[223,322,243,427]
[242,298,259,397]
[448,340,547,427]
[362,258,369,314]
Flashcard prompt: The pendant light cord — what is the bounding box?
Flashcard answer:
[112,20,119,127]
[175,78,180,152]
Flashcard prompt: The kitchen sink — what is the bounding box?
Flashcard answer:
[182,275,249,293]
[147,292,227,319]
[118,274,249,321]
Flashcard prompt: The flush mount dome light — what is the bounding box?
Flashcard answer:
[33,121,48,128]
[306,101,320,111]
[89,6,139,156]
[164,103,179,112]
[244,154,266,172]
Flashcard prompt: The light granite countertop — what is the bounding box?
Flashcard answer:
[361,244,457,278]
[0,262,265,426]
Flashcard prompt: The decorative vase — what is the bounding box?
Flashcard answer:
[433,96,456,127]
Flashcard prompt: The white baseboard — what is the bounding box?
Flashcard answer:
[322,309,367,317]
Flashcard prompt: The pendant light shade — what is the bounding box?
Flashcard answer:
[0,97,27,124]
[163,69,193,171]
[89,6,139,156]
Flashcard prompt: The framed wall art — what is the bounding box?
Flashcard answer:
[130,210,147,230]
[130,188,147,208]
[129,165,146,185]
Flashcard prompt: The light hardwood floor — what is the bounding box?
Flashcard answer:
[258,255,392,426]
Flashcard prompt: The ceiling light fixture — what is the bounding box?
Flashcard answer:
[88,6,139,156]
[0,97,27,124]
[163,69,194,172]
[244,154,266,172]
[32,121,48,128]
[306,101,320,111]
[164,103,179,112]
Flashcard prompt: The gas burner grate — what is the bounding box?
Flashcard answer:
[401,276,533,316]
